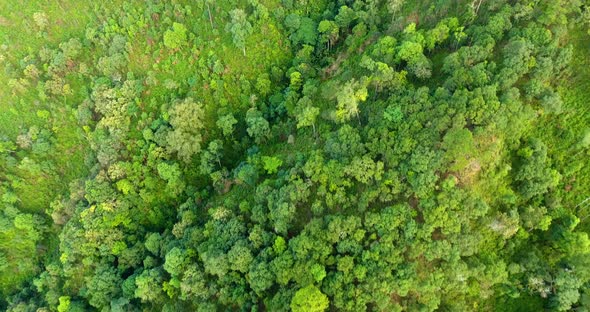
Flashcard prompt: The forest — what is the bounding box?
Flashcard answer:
[1,0,590,311]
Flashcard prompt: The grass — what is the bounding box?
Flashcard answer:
[531,27,590,212]
[0,1,93,127]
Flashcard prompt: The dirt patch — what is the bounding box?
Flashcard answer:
[407,12,420,26]
[458,159,481,185]
[221,179,233,194]
[431,228,445,241]
[390,292,402,304]
[0,16,9,26]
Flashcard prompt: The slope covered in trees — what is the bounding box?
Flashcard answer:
[1,0,590,311]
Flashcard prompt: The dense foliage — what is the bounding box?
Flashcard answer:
[1,0,590,311]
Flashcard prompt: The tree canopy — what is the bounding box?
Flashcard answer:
[1,0,590,311]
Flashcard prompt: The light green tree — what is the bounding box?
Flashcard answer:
[166,98,205,162]
[216,113,237,137]
[226,9,253,56]
[163,23,188,49]
[291,285,330,312]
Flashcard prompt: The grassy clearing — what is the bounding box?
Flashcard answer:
[532,27,590,211]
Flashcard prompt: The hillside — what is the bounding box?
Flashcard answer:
[1,1,590,311]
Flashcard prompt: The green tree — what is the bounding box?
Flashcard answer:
[513,139,560,200]
[335,79,368,123]
[216,113,238,137]
[249,261,274,294]
[135,269,164,303]
[164,247,188,276]
[387,0,405,21]
[145,233,162,255]
[262,156,283,174]
[256,74,272,96]
[540,91,563,114]
[163,23,188,49]
[290,285,330,312]
[57,296,71,312]
[285,14,318,46]
[226,9,253,56]
[335,6,356,29]
[167,98,205,162]
[227,241,253,273]
[85,265,122,309]
[199,140,224,175]
[318,20,339,50]
[157,162,185,196]
[246,107,270,143]
[179,267,209,300]
[296,97,320,135]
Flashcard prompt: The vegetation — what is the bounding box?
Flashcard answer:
[0,0,589,311]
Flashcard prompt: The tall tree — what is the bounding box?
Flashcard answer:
[226,9,253,56]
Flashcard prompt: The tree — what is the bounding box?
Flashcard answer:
[311,264,326,282]
[227,241,253,273]
[205,0,215,29]
[179,266,209,300]
[57,296,70,312]
[256,74,272,96]
[324,125,365,160]
[345,156,384,184]
[145,233,162,255]
[246,107,270,143]
[513,139,560,200]
[387,0,405,22]
[163,23,188,49]
[167,98,205,162]
[157,162,185,196]
[164,247,188,276]
[408,55,432,79]
[540,91,563,114]
[297,105,320,134]
[249,261,275,294]
[318,20,339,50]
[235,162,259,186]
[285,14,318,46]
[135,269,164,303]
[217,113,238,137]
[200,140,223,175]
[371,36,397,65]
[335,6,356,29]
[85,265,122,309]
[335,79,368,123]
[397,39,424,63]
[383,105,403,123]
[290,285,330,312]
[226,9,253,56]
[33,12,49,31]
[425,20,451,51]
[295,97,320,134]
[262,156,283,174]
